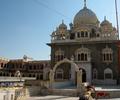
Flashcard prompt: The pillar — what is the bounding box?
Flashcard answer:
[49,70,54,88]
[77,70,82,89]
[71,63,75,84]
[77,70,85,95]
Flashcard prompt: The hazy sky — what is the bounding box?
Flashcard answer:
[0,0,120,60]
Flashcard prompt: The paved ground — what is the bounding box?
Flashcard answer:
[26,85,120,100]
[27,96,78,100]
[100,98,120,100]
[26,96,120,100]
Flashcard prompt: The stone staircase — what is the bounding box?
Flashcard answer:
[47,88,79,97]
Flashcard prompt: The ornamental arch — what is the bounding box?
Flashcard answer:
[52,58,79,73]
[49,58,82,89]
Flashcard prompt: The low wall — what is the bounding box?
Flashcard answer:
[25,80,51,96]
[25,80,50,88]
[96,90,120,99]
[93,79,117,85]
[52,81,74,88]
[47,89,78,97]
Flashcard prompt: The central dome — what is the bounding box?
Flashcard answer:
[74,7,99,26]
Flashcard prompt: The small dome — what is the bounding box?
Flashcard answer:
[100,17,113,30]
[74,7,99,25]
[52,31,56,36]
[101,19,111,26]
[59,20,67,29]
[113,27,116,31]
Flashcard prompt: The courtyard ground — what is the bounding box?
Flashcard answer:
[27,95,78,100]
[26,95,120,100]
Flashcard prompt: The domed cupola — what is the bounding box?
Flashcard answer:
[59,20,67,30]
[101,17,112,27]
[100,17,112,31]
[51,20,68,41]
[100,16,117,40]
[101,20,110,26]
[74,0,99,27]
[57,20,68,36]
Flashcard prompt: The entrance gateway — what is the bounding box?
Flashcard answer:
[49,58,91,89]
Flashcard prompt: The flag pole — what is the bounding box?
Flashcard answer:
[115,0,119,40]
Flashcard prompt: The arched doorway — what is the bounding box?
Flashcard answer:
[82,69,86,82]
[79,68,86,83]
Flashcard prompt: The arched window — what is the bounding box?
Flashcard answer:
[40,74,43,80]
[11,74,14,77]
[77,31,89,38]
[75,47,90,62]
[104,68,113,79]
[81,31,84,37]
[4,64,7,68]
[37,74,39,80]
[34,65,36,70]
[91,29,95,34]
[3,73,5,76]
[33,74,35,77]
[85,31,88,37]
[0,72,2,76]
[29,65,32,70]
[93,69,98,79]
[97,34,100,37]
[77,32,80,38]
[102,46,113,62]
[55,68,64,80]
[91,28,96,37]
[29,74,31,77]
[78,54,81,61]
[1,63,3,68]
[40,64,43,70]
[81,53,84,61]
[6,73,9,76]
[22,74,25,77]
[85,54,87,61]
[55,49,64,62]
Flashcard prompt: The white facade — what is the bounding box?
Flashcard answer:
[0,89,15,100]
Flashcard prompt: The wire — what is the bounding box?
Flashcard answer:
[33,0,71,20]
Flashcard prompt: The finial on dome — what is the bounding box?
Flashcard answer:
[62,20,64,24]
[84,0,87,8]
[104,16,106,21]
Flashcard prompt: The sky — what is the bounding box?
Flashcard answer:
[0,0,120,60]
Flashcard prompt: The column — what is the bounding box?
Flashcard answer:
[77,70,82,89]
[71,63,75,84]
[77,70,86,95]
[75,33,78,39]
[49,70,54,88]
[86,63,92,84]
